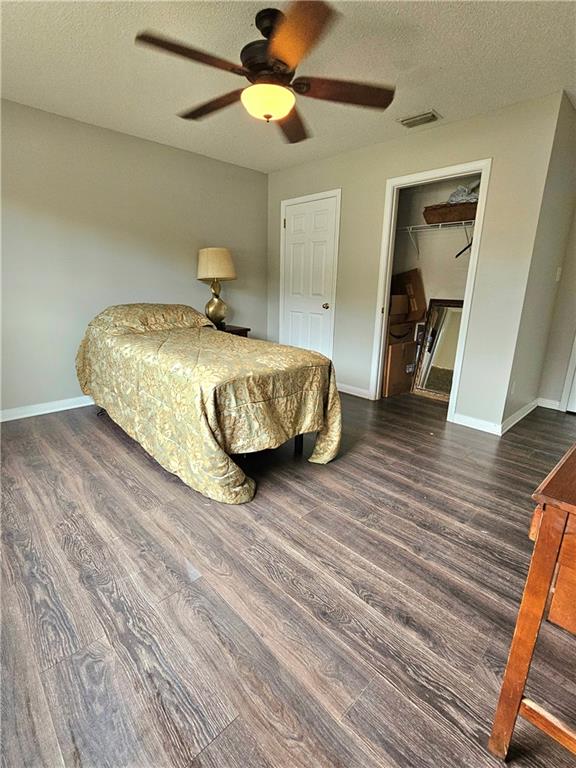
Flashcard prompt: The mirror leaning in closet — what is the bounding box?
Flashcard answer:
[412,299,464,401]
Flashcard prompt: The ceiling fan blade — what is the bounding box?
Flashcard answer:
[135,32,247,76]
[293,77,395,109]
[278,108,309,143]
[179,90,244,120]
[268,1,335,70]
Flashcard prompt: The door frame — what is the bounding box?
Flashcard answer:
[560,332,576,411]
[279,188,342,358]
[368,158,492,424]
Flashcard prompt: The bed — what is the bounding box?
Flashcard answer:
[76,303,341,504]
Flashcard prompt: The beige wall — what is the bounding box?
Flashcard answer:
[268,93,562,426]
[3,92,574,427]
[1,100,267,410]
[505,93,576,418]
[539,207,576,404]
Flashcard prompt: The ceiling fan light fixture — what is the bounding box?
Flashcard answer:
[241,83,295,122]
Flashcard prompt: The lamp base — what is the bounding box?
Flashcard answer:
[205,278,228,328]
[205,297,227,328]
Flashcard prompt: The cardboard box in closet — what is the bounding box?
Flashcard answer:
[383,268,427,396]
[391,269,427,322]
[383,341,419,397]
[388,322,415,346]
[389,293,410,323]
[387,268,427,345]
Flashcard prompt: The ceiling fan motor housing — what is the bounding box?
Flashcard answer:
[240,9,293,84]
[255,8,283,38]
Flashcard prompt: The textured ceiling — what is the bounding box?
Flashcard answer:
[2,1,575,173]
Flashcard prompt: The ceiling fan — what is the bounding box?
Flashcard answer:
[135,1,395,144]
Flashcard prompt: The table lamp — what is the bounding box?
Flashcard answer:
[197,247,237,328]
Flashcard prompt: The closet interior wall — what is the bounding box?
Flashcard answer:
[393,175,481,301]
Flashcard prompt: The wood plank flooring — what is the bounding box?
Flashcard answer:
[2,394,576,767]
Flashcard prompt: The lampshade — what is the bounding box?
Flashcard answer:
[241,84,296,122]
[197,247,236,281]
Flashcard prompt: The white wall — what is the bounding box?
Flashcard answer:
[393,176,480,302]
[1,100,268,411]
[268,93,563,426]
[505,93,576,418]
[538,207,576,405]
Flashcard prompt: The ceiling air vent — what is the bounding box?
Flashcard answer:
[399,110,441,129]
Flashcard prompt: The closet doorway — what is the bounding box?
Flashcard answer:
[369,160,492,424]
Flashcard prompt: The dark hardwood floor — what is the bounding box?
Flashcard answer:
[2,394,576,767]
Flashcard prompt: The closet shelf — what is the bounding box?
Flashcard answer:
[398,219,476,234]
[398,219,475,256]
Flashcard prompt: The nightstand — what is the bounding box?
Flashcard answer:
[219,324,251,338]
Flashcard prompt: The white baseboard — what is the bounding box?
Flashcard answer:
[337,383,373,399]
[1,395,94,423]
[500,399,538,435]
[448,412,501,435]
[1,391,554,429]
[450,399,539,437]
[537,398,562,411]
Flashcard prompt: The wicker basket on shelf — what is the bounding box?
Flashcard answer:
[423,202,477,224]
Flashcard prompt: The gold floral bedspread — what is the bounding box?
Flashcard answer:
[76,304,341,504]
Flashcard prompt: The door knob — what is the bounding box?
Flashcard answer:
[322,303,330,309]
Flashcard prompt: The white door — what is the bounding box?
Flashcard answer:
[280,191,340,357]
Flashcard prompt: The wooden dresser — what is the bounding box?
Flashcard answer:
[489,443,576,759]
